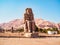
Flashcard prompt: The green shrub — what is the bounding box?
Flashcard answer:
[39,28,43,32]
[58,30,60,34]
[42,29,47,33]
[52,27,58,31]
[35,26,39,32]
[16,28,24,32]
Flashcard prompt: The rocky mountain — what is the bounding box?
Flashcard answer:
[0,19,24,30]
[35,19,58,29]
[0,19,60,30]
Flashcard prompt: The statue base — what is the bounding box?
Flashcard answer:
[24,32,39,38]
[24,33,32,38]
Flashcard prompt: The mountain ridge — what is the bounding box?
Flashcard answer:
[0,19,60,30]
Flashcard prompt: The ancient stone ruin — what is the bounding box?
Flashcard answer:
[24,8,35,33]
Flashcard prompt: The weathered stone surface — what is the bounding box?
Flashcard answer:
[24,33,32,37]
[24,8,35,33]
[23,32,39,38]
[31,32,39,38]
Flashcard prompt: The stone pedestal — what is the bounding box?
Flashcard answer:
[24,33,32,38]
[31,32,39,38]
[24,32,39,38]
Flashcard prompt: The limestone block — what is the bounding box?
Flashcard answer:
[24,33,32,37]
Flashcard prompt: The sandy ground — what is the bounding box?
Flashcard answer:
[0,38,60,45]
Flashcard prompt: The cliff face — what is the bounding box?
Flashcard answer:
[0,19,60,30]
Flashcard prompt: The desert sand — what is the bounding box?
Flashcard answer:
[0,38,60,45]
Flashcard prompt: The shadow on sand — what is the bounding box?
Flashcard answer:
[0,36,60,38]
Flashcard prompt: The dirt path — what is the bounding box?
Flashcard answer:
[0,38,60,45]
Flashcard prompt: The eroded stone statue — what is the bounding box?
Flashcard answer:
[24,8,35,33]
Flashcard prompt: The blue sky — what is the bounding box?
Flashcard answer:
[0,0,60,23]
